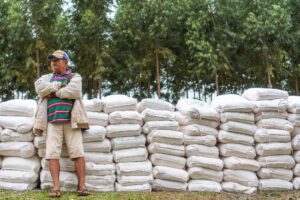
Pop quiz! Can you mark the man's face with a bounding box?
[50,58,68,74]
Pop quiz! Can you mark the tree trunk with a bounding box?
[147,78,151,98]
[185,78,189,98]
[215,71,220,96]
[34,14,40,78]
[155,48,161,98]
[98,80,102,99]
[296,76,299,95]
[263,46,272,88]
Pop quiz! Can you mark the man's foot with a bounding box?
[78,189,90,196]
[49,190,61,198]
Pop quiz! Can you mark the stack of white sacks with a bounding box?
[176,99,222,192]
[38,98,116,191]
[243,88,294,191]
[139,99,187,191]
[287,96,300,189]
[105,95,152,192]
[212,94,259,194]
[0,99,40,190]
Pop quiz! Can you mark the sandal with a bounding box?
[49,190,61,198]
[78,189,90,196]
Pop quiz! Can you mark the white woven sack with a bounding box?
[0,142,35,158]
[86,175,116,186]
[258,155,295,169]
[115,183,151,192]
[142,121,178,134]
[109,111,142,125]
[288,114,300,126]
[86,112,108,126]
[175,112,219,128]
[211,94,254,112]
[0,99,37,117]
[113,148,148,163]
[219,121,256,136]
[153,166,189,183]
[294,151,300,163]
[152,179,187,191]
[147,130,183,145]
[183,135,217,146]
[223,157,260,172]
[138,98,174,112]
[255,111,288,121]
[188,180,222,192]
[256,142,292,156]
[0,181,37,191]
[116,161,152,176]
[176,99,219,121]
[2,156,40,173]
[293,177,300,189]
[294,164,300,176]
[0,116,34,133]
[219,143,256,159]
[148,142,185,156]
[254,129,290,143]
[179,124,218,137]
[185,144,219,158]
[188,167,223,182]
[0,129,33,142]
[0,170,38,184]
[256,118,293,132]
[288,96,300,114]
[103,95,137,113]
[150,153,186,169]
[86,183,114,192]
[254,99,288,113]
[82,125,106,142]
[85,152,113,164]
[220,112,254,124]
[83,139,111,153]
[221,182,257,194]
[258,179,293,191]
[186,156,223,171]
[223,169,258,187]
[242,88,288,101]
[117,175,153,186]
[218,130,254,145]
[111,135,145,150]
[82,99,104,112]
[292,135,300,150]
[258,168,293,181]
[142,108,175,122]
[106,124,141,138]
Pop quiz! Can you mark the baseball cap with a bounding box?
[48,50,69,61]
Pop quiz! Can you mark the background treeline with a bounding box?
[0,0,299,103]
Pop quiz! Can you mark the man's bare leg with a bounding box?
[49,159,61,195]
[74,157,87,192]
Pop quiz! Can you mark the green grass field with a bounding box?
[0,190,299,200]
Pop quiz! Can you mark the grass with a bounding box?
[0,190,300,200]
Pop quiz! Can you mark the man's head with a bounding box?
[48,50,69,74]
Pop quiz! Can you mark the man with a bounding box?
[33,50,90,197]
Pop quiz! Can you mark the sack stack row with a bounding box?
[38,98,115,192]
[176,99,222,192]
[287,96,300,189]
[243,88,294,191]
[212,95,258,194]
[139,99,187,191]
[0,100,40,190]
[105,95,152,192]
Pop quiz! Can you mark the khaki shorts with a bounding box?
[45,122,84,160]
